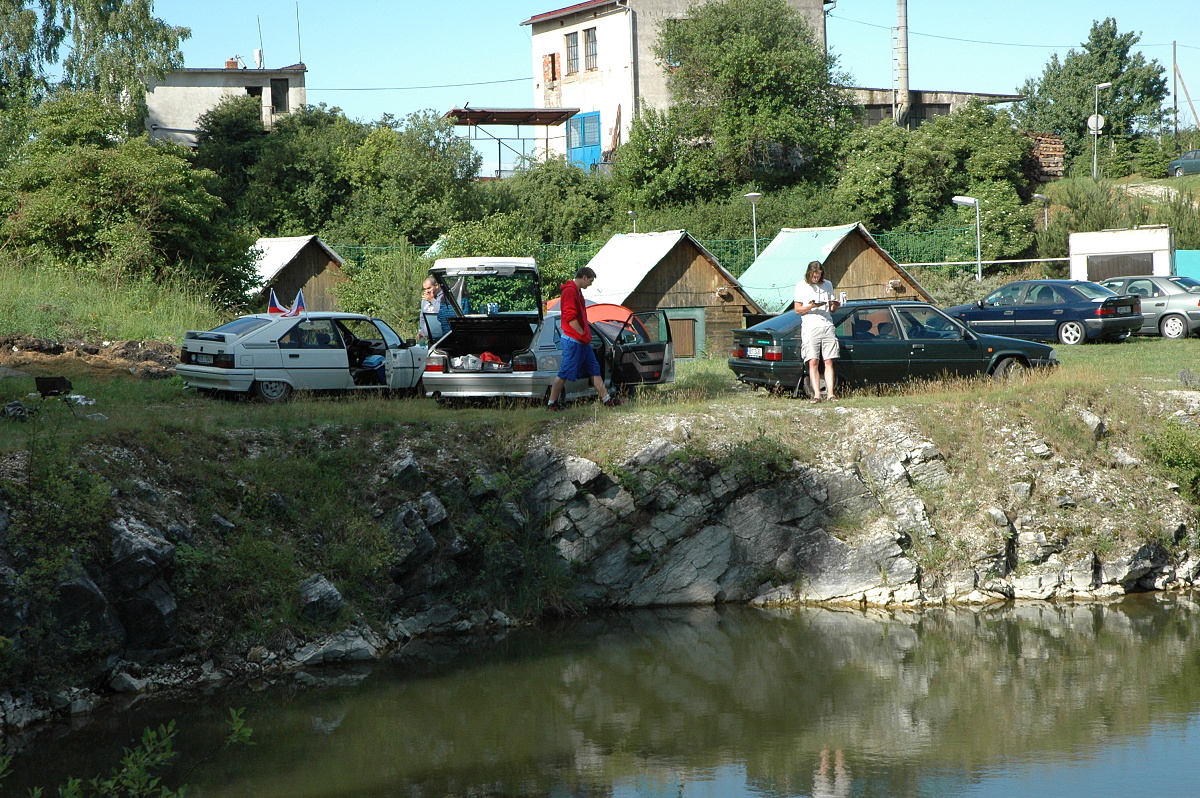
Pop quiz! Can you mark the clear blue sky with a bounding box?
[153,0,1200,158]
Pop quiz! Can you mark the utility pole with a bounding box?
[1175,41,1179,144]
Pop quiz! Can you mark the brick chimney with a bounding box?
[225,57,239,69]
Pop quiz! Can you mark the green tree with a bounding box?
[0,91,256,296]
[480,155,611,244]
[651,0,854,187]
[240,104,368,237]
[328,111,481,245]
[1012,18,1168,169]
[192,93,265,211]
[833,102,1036,260]
[613,107,727,208]
[1,0,188,120]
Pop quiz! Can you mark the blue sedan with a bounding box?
[944,280,1142,345]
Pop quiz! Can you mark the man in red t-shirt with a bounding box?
[548,266,620,410]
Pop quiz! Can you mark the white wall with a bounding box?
[1069,227,1175,280]
[530,6,634,159]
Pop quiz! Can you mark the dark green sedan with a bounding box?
[728,300,1058,398]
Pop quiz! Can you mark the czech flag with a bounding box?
[281,289,307,318]
[267,288,288,315]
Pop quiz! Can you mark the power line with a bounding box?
[828,14,1074,48]
[308,76,530,92]
[830,14,1200,54]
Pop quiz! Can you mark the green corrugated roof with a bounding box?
[737,224,858,313]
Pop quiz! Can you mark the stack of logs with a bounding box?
[1028,133,1065,182]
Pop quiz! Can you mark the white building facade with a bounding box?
[145,59,307,147]
[521,0,829,169]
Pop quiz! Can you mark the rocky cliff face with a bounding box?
[0,396,1195,733]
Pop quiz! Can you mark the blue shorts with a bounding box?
[559,336,601,381]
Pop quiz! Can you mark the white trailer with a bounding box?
[1069,226,1175,282]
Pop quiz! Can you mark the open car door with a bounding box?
[603,310,674,388]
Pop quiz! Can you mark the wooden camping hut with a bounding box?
[582,231,763,358]
[254,236,346,312]
[737,223,934,315]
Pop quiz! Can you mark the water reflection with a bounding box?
[11,594,1200,797]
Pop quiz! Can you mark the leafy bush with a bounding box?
[1144,420,1200,501]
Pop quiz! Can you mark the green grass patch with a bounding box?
[0,265,225,342]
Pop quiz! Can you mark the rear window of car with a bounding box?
[1071,282,1117,299]
[1169,277,1200,292]
[209,317,273,336]
[747,313,803,334]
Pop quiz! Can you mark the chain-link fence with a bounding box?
[872,228,974,265]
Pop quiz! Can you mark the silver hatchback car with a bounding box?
[1098,275,1200,339]
[421,257,674,402]
[177,312,427,402]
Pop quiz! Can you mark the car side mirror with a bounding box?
[977,299,986,309]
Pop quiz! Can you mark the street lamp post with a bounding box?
[1032,193,1050,229]
[744,192,762,258]
[952,195,981,281]
[1092,81,1113,179]
[627,210,637,234]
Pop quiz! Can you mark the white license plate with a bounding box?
[746,346,763,359]
[194,353,214,364]
[1117,306,1131,314]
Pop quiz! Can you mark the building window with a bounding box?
[270,79,289,113]
[584,27,597,71]
[565,32,579,75]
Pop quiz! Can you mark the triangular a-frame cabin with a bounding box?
[582,230,763,358]
[253,236,346,312]
[738,223,933,314]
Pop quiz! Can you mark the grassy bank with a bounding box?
[0,266,226,343]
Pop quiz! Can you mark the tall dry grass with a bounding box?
[0,265,225,342]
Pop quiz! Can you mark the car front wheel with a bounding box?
[1056,321,1086,345]
[253,380,293,403]
[1160,314,1188,339]
[1177,167,1186,178]
[992,357,1027,381]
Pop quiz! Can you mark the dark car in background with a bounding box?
[728,301,1057,399]
[944,280,1141,345]
[1097,274,1200,339]
[1169,149,1200,177]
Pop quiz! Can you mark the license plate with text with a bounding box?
[195,353,214,364]
[746,346,763,359]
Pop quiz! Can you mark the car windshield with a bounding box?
[1071,282,1116,299]
[210,317,272,336]
[1169,277,1200,292]
[748,313,803,334]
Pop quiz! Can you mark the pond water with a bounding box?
[9,595,1200,797]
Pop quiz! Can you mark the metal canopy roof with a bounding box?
[443,107,579,127]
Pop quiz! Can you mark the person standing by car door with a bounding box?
[418,277,441,345]
[794,261,841,403]
[548,266,621,410]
